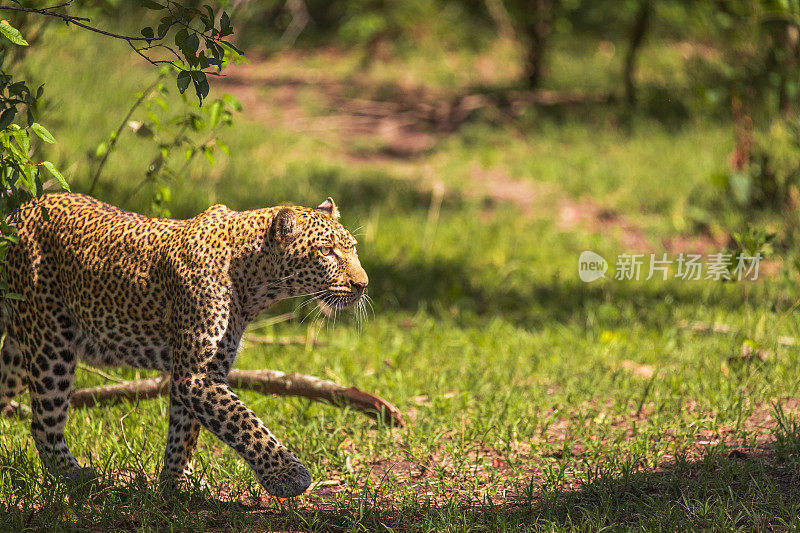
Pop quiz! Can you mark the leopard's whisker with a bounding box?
[363,294,375,319]
[299,300,324,325]
[330,298,340,330]
[263,274,297,290]
[268,273,296,283]
[355,300,364,332]
[314,307,326,338]
[282,290,326,303]
[294,296,322,311]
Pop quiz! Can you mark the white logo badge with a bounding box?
[579,251,607,282]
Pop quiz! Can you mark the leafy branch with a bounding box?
[87,77,162,195]
[0,61,67,307]
[87,68,241,216]
[0,0,242,103]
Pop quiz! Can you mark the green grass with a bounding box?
[2,25,800,532]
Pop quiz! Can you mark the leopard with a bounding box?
[0,192,368,498]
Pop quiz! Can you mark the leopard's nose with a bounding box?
[350,279,368,293]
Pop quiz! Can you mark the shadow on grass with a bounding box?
[364,253,748,330]
[528,447,800,530]
[178,161,466,221]
[3,444,798,531]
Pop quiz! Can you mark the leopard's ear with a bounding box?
[271,207,298,244]
[316,197,340,220]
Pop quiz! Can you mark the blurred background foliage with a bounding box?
[3,0,800,255]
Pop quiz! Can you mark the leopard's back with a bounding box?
[6,193,186,370]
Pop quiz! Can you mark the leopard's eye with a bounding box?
[319,246,334,256]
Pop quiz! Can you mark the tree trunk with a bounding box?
[519,0,554,89]
[623,0,652,105]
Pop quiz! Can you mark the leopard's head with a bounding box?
[271,198,368,309]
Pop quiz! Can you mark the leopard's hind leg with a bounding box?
[0,335,27,411]
[15,312,92,478]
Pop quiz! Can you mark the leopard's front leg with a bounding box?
[168,372,311,497]
[161,293,311,498]
[158,397,202,486]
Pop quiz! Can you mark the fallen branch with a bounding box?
[2,369,403,427]
[1,401,30,418]
[227,369,403,426]
[243,334,318,346]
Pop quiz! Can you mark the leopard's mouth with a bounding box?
[317,289,363,310]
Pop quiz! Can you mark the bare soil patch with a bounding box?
[250,398,800,513]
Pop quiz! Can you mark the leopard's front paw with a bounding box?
[158,470,210,495]
[258,451,312,498]
[61,465,99,483]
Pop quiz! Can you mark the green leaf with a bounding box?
[41,161,70,191]
[141,26,155,39]
[207,40,223,60]
[220,40,243,57]
[174,28,189,49]
[222,93,242,111]
[203,5,215,23]
[184,33,200,54]
[12,129,28,154]
[219,11,232,36]
[203,145,215,165]
[176,70,191,93]
[7,81,25,96]
[0,106,16,130]
[200,15,214,32]
[140,0,165,10]
[0,21,28,46]
[152,95,169,111]
[192,72,209,103]
[217,140,230,156]
[157,185,171,203]
[157,16,172,37]
[208,100,222,128]
[31,122,55,144]
[4,292,24,301]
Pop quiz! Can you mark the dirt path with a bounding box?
[218,55,723,254]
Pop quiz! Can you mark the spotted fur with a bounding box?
[0,193,368,497]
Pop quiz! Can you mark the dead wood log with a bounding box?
[1,401,30,418]
[243,334,318,346]
[1,369,404,427]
